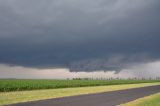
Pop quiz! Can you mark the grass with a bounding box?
[0,82,160,106]
[120,93,160,106]
[0,79,160,92]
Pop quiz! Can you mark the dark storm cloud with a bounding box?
[0,0,160,71]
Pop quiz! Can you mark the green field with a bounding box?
[121,93,160,106]
[0,82,160,106]
[0,79,160,92]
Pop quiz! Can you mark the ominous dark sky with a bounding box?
[0,0,160,72]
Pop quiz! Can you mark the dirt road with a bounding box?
[6,85,160,106]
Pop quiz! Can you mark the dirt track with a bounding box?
[6,85,160,106]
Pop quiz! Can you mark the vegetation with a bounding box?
[0,79,160,92]
[121,93,160,106]
[0,82,160,106]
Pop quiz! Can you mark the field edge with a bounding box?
[120,93,160,106]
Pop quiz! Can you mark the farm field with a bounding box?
[0,82,160,106]
[121,93,160,106]
[0,79,160,92]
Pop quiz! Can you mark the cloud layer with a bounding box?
[0,0,160,72]
[1,61,160,79]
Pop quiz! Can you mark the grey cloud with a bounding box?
[0,0,160,71]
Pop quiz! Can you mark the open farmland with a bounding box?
[0,79,160,92]
[0,83,160,106]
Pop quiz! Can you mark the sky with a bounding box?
[0,0,160,79]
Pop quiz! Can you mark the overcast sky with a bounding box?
[0,0,160,78]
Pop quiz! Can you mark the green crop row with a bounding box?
[0,79,160,92]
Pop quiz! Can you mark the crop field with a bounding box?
[0,79,160,92]
[1,82,160,106]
